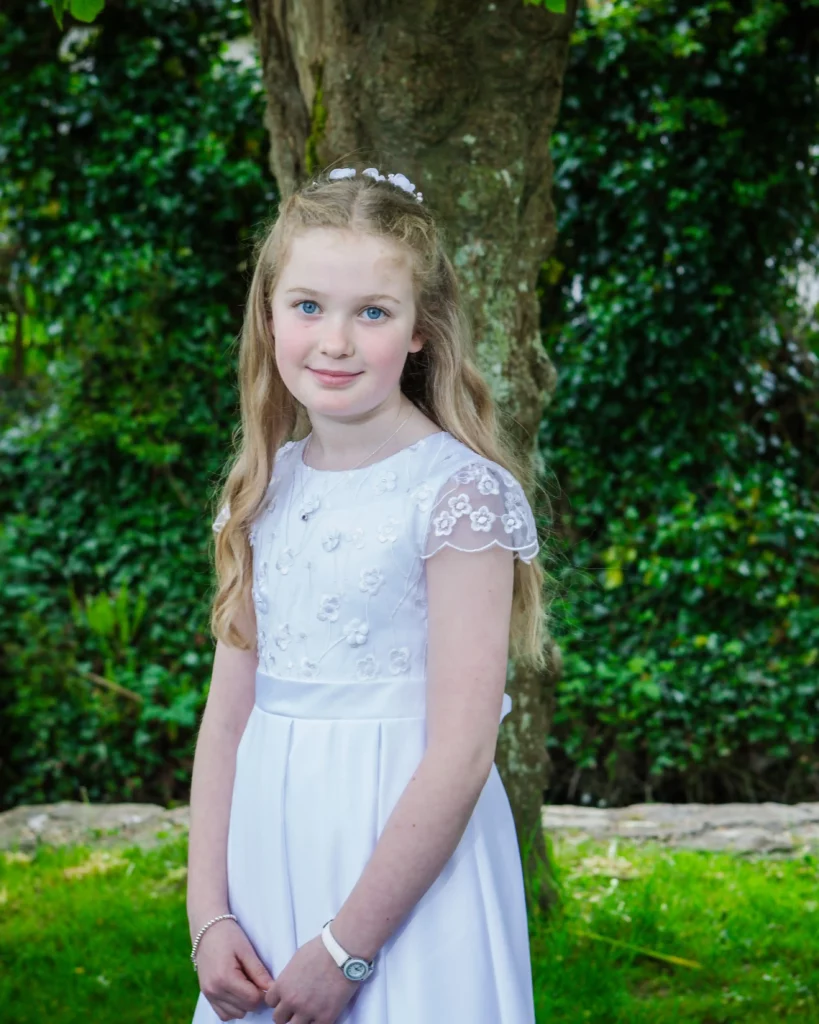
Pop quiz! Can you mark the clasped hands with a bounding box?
[196,918,360,1024]
[263,934,360,1024]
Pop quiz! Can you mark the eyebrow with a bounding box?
[285,287,402,305]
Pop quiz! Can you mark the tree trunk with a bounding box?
[247,0,576,909]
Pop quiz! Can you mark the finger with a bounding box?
[207,969,260,1016]
[211,999,247,1021]
[228,961,271,1009]
[236,947,275,991]
[272,1000,294,1024]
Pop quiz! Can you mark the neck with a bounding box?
[305,397,417,470]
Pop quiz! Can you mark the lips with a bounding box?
[308,368,363,385]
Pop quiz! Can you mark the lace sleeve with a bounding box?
[421,460,539,563]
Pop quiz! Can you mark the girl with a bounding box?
[187,165,547,1024]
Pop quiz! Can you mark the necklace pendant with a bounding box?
[299,496,321,521]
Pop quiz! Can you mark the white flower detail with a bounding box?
[470,506,496,532]
[317,594,340,622]
[360,568,385,595]
[377,518,401,544]
[329,167,356,179]
[411,483,435,512]
[389,647,411,675]
[433,509,457,536]
[299,496,321,519]
[477,470,500,496]
[257,628,271,668]
[388,172,414,192]
[343,619,369,647]
[356,655,379,680]
[502,509,525,534]
[252,561,270,614]
[349,527,365,549]
[375,470,398,494]
[322,530,342,552]
[274,624,292,650]
[448,493,472,518]
[276,547,295,574]
[213,503,230,534]
[252,583,269,616]
[500,468,518,488]
[357,168,423,202]
[504,489,525,512]
[454,466,480,484]
[300,658,318,678]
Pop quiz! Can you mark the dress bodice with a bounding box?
[213,431,539,684]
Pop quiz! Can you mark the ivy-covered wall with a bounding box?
[541,0,819,803]
[0,0,273,806]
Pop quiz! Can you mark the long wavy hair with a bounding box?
[211,168,550,669]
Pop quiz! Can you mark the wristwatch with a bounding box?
[321,919,375,982]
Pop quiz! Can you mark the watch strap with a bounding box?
[321,919,349,969]
[321,919,375,975]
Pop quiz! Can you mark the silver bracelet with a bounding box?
[190,913,238,972]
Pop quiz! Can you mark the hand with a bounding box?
[263,934,360,1024]
[196,917,275,1021]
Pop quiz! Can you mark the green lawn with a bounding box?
[0,832,817,1023]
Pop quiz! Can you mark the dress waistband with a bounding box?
[254,671,513,723]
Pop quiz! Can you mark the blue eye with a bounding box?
[297,300,320,315]
[363,306,386,321]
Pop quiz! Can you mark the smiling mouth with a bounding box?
[309,368,362,378]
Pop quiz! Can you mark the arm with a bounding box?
[186,603,258,942]
[329,542,515,962]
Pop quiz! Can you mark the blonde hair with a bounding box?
[211,168,551,669]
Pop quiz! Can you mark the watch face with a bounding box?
[343,958,372,982]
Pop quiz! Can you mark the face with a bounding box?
[270,228,423,421]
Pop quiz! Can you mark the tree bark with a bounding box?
[247,0,576,909]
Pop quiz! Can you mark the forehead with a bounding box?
[277,228,414,293]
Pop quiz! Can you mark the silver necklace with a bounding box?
[274,407,416,576]
[296,407,415,521]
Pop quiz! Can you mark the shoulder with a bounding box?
[212,437,301,534]
[409,434,539,564]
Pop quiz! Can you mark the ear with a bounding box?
[408,329,424,354]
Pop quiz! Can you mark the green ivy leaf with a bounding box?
[70,0,105,23]
[46,0,67,28]
[522,0,567,10]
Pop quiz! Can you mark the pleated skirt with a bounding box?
[191,671,536,1023]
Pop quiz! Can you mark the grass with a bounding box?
[530,834,819,1023]
[0,833,817,1023]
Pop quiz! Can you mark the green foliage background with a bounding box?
[0,0,273,806]
[541,0,819,803]
[1,0,817,809]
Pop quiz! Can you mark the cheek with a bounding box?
[272,310,312,366]
[360,325,412,373]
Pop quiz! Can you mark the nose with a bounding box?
[318,316,355,358]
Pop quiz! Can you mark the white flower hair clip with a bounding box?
[327,166,424,203]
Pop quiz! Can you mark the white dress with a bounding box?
[193,430,540,1024]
